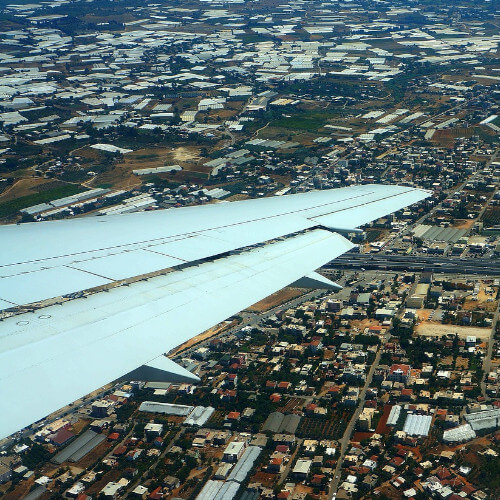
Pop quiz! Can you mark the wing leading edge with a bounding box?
[0,184,429,309]
[0,185,430,439]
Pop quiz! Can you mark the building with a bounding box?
[403,414,432,437]
[443,424,476,443]
[387,364,411,384]
[223,441,246,463]
[92,400,113,418]
[293,459,312,480]
[144,423,163,438]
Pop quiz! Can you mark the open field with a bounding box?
[452,219,475,229]
[417,309,433,321]
[0,177,59,202]
[0,182,87,219]
[168,319,238,356]
[463,297,498,313]
[246,287,305,312]
[296,409,354,440]
[91,146,209,189]
[415,322,491,340]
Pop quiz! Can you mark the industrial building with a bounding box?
[184,406,215,427]
[52,430,106,465]
[464,408,500,432]
[442,424,476,443]
[402,414,432,437]
[262,412,301,434]
[138,402,193,416]
[387,405,402,426]
[227,446,262,483]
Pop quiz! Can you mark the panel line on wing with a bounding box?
[0,189,371,268]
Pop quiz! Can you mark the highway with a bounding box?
[325,253,500,276]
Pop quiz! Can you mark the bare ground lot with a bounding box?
[246,287,305,312]
[453,219,475,229]
[415,322,491,340]
[90,146,209,189]
[0,178,65,202]
[168,320,238,356]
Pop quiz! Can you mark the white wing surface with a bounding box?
[0,184,430,438]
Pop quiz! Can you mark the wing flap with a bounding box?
[0,229,352,439]
[123,356,200,384]
[0,266,111,306]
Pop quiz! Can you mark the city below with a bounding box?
[0,0,499,500]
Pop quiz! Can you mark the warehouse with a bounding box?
[387,405,401,426]
[412,224,467,244]
[465,408,500,432]
[52,430,106,464]
[184,406,215,427]
[443,424,476,443]
[138,401,193,416]
[403,414,432,437]
[262,412,301,434]
[227,446,262,483]
[195,479,240,500]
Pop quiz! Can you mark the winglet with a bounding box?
[291,272,342,291]
[122,356,200,384]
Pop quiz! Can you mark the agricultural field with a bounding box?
[482,207,500,228]
[296,409,354,440]
[0,182,87,219]
[277,397,307,413]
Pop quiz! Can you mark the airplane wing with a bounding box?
[0,184,430,439]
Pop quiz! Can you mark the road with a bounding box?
[325,253,500,276]
[482,301,500,399]
[124,427,186,496]
[328,343,385,498]
[171,287,334,360]
[278,438,303,486]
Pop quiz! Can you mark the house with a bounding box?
[387,364,411,384]
[223,441,246,463]
[163,476,180,491]
[0,464,12,485]
[144,423,163,438]
[224,411,241,428]
[131,485,148,498]
[268,457,284,473]
[293,459,312,480]
[48,428,75,446]
[101,481,125,498]
[278,381,292,392]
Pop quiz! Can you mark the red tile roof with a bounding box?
[50,428,74,446]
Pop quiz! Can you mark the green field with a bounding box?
[0,184,87,219]
[271,115,327,131]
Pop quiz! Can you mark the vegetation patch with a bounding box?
[296,409,354,439]
[0,183,87,219]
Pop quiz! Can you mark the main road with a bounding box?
[328,341,385,498]
[325,253,500,276]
